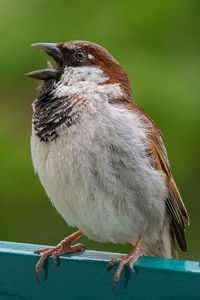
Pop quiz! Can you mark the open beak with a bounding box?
[25,43,64,80]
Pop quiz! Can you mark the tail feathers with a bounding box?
[169,226,178,259]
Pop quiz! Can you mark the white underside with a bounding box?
[31,65,174,258]
[31,99,172,254]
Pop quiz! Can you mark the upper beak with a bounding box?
[31,43,64,64]
[25,42,64,80]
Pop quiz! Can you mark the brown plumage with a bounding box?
[127,101,189,251]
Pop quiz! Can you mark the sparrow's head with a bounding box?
[26,40,132,99]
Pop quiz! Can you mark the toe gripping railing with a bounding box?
[0,241,199,299]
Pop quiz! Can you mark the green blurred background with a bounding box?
[1,0,199,261]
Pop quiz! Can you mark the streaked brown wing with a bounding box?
[127,101,189,251]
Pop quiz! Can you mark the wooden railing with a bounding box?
[0,241,199,299]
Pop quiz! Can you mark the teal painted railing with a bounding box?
[0,241,199,299]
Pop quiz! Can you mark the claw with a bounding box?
[52,252,59,266]
[107,257,122,272]
[35,265,41,282]
[128,261,136,274]
[34,230,84,281]
[108,236,142,290]
[107,263,112,272]
[112,272,120,291]
[107,261,114,272]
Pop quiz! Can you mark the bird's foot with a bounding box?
[107,236,142,290]
[34,230,85,281]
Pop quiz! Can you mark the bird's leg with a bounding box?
[34,230,85,281]
[107,236,142,290]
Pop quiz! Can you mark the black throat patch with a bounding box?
[32,81,82,142]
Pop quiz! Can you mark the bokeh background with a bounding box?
[1,0,199,261]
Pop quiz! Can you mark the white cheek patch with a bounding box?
[53,65,123,104]
[60,66,109,86]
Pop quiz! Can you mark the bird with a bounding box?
[26,40,189,290]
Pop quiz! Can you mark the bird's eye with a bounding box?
[75,51,87,61]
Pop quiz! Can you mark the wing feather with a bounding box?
[125,101,189,251]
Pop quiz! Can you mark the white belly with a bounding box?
[31,105,168,244]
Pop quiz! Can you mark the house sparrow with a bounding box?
[26,41,189,290]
